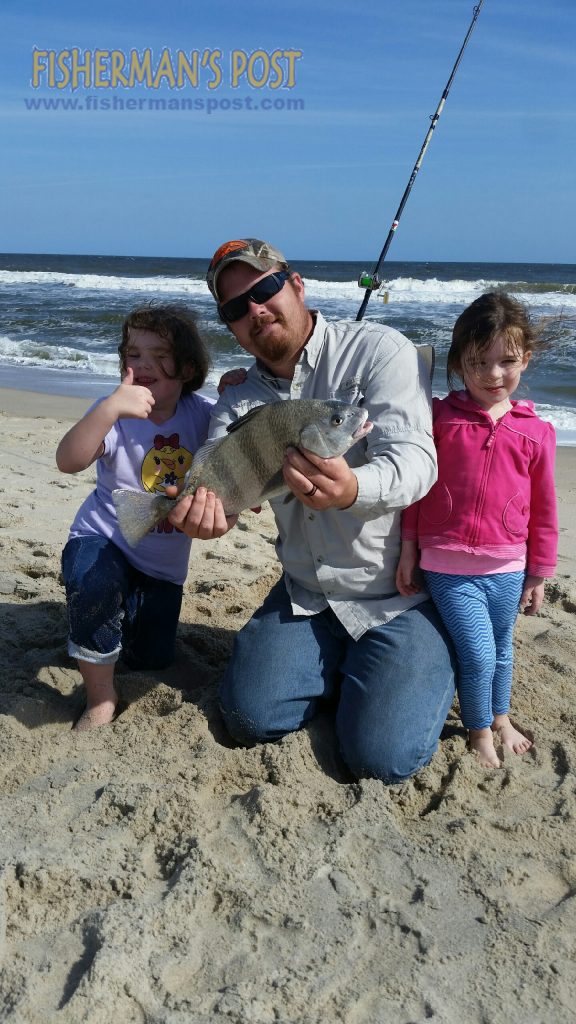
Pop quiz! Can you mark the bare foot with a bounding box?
[492,714,533,756]
[468,727,501,769]
[73,699,117,732]
[74,660,118,732]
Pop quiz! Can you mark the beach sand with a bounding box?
[0,386,575,1024]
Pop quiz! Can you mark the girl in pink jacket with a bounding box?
[396,292,558,768]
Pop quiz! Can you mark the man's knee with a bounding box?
[338,730,436,785]
[218,669,287,746]
[219,693,285,746]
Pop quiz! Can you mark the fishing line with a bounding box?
[356,0,485,321]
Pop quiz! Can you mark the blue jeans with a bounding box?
[61,536,183,670]
[424,570,524,730]
[219,578,456,783]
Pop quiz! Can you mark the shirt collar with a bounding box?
[297,309,324,370]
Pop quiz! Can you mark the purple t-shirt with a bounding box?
[69,392,214,584]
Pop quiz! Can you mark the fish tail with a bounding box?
[112,488,174,547]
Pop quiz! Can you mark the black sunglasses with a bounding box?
[218,270,291,323]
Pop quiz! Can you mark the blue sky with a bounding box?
[1,1,574,262]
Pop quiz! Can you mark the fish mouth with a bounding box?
[353,420,373,440]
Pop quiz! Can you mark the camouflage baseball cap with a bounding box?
[206,238,288,301]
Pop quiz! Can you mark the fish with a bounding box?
[112,398,372,547]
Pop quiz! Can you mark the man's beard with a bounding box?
[247,298,312,367]
[249,314,295,364]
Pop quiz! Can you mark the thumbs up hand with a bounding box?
[108,365,155,420]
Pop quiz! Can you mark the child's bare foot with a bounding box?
[492,714,533,756]
[74,660,118,732]
[468,727,501,769]
[73,699,117,732]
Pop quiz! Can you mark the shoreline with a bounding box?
[1,392,575,1021]
[2,373,576,446]
[0,361,117,401]
[0,361,221,407]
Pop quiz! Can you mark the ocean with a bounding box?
[1,253,575,443]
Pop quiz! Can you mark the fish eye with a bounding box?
[331,414,344,426]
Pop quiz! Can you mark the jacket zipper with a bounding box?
[469,419,500,547]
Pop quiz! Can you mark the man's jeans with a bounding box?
[62,536,183,670]
[219,578,456,784]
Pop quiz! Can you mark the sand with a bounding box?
[0,386,575,1024]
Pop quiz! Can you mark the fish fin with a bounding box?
[225,404,267,434]
[112,488,174,547]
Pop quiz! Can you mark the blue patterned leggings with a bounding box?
[423,571,524,730]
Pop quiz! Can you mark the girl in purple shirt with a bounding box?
[57,305,213,731]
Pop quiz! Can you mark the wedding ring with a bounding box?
[305,484,318,497]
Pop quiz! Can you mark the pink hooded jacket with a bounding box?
[401,391,558,577]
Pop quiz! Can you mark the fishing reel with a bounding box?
[358,272,381,291]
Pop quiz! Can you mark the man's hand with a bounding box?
[217,367,248,394]
[283,447,359,510]
[166,485,237,539]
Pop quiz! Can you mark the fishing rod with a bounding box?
[356,0,485,321]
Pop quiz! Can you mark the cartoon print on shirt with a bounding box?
[141,433,192,493]
[141,433,192,535]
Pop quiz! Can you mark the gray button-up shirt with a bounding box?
[209,311,437,639]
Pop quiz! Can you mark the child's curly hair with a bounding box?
[119,304,210,394]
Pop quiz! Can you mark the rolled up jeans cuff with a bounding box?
[67,640,121,665]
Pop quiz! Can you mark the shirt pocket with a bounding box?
[420,481,453,526]
[502,492,529,535]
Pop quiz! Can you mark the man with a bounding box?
[169,238,455,782]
